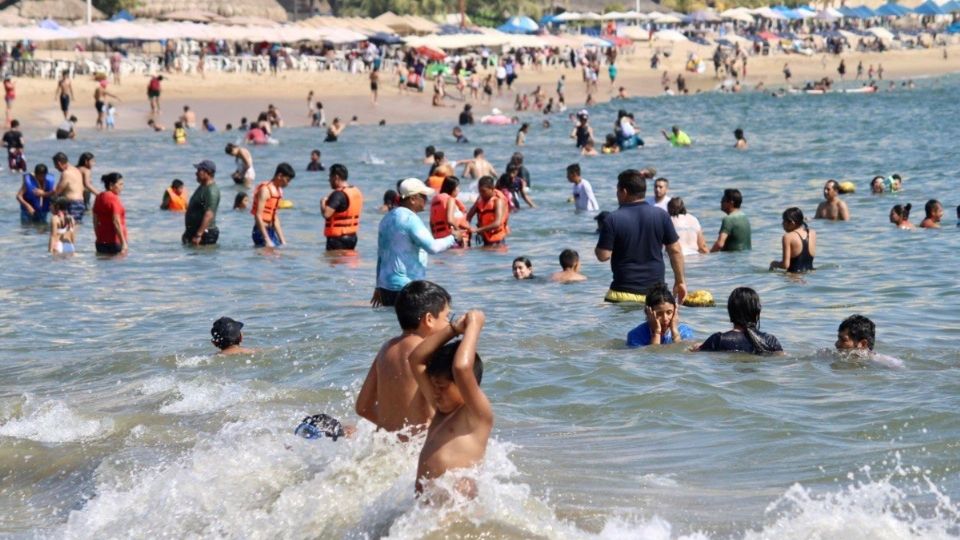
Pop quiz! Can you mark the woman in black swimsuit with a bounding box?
[696,287,783,355]
[770,207,816,273]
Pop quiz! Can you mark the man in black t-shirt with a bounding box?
[595,168,686,304]
[2,119,25,172]
[458,104,474,125]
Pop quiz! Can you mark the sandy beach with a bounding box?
[9,41,960,137]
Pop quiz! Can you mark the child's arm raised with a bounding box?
[453,311,493,425]
[409,323,459,407]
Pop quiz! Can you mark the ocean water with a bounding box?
[1,76,959,539]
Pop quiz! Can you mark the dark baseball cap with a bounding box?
[211,317,243,347]
[194,160,217,174]
[274,162,296,179]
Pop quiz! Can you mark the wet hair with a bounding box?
[433,151,445,164]
[53,198,69,211]
[510,151,524,164]
[566,163,580,176]
[512,256,532,269]
[233,192,248,209]
[519,122,529,132]
[617,169,647,197]
[424,145,435,157]
[10,119,18,128]
[734,128,745,140]
[473,147,484,157]
[311,149,321,157]
[655,177,669,187]
[225,123,233,131]
[426,340,483,384]
[924,199,941,218]
[870,176,884,191]
[726,287,774,355]
[101,172,122,189]
[645,282,676,308]
[171,179,184,189]
[225,143,237,153]
[33,163,48,177]
[329,163,348,181]
[891,203,911,221]
[395,280,451,331]
[782,207,808,232]
[839,314,875,350]
[440,176,460,195]
[382,189,398,206]
[722,188,743,208]
[52,152,69,165]
[478,175,495,189]
[559,249,579,270]
[604,133,617,146]
[667,197,686,217]
[825,179,841,193]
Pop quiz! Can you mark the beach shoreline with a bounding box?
[9,42,960,139]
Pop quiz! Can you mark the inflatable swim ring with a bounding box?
[683,290,714,307]
[838,181,856,194]
[481,115,513,125]
[278,199,294,209]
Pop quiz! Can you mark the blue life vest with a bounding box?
[20,173,56,216]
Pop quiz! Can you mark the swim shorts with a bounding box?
[95,242,123,255]
[59,94,70,113]
[95,100,104,113]
[325,234,357,251]
[252,225,281,247]
[182,227,219,246]
[604,289,646,304]
[66,200,85,223]
[56,129,71,140]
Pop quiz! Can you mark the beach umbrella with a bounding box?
[853,6,878,18]
[621,11,648,20]
[553,11,582,22]
[721,8,755,23]
[540,14,560,25]
[941,0,960,13]
[815,8,841,20]
[772,6,803,20]
[110,9,134,21]
[913,1,948,15]
[497,15,538,34]
[753,7,789,20]
[652,29,688,41]
[793,7,817,18]
[415,44,445,60]
[757,30,780,41]
[650,12,683,23]
[875,3,912,16]
[683,10,721,23]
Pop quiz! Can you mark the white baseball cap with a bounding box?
[398,178,435,199]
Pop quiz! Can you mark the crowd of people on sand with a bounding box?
[8,59,948,501]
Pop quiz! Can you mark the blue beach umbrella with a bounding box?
[853,6,878,18]
[540,14,560,25]
[913,0,948,15]
[875,3,912,17]
[498,15,539,34]
[110,9,135,21]
[941,0,960,12]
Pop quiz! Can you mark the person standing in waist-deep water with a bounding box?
[34,152,91,225]
[92,172,128,256]
[371,179,462,308]
[183,160,221,246]
[711,188,752,252]
[321,164,363,251]
[595,168,686,304]
[769,207,816,273]
[251,162,295,248]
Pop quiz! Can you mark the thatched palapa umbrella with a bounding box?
[0,0,105,21]
[131,0,288,23]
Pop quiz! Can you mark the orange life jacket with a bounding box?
[430,193,468,239]
[165,187,187,211]
[427,175,445,192]
[324,185,363,237]
[251,181,282,224]
[472,190,510,244]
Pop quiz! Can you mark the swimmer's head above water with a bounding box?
[512,256,533,280]
[836,314,875,351]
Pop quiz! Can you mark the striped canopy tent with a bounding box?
[0,0,104,21]
[130,0,288,23]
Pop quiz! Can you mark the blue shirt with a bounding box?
[376,206,456,291]
[626,322,694,347]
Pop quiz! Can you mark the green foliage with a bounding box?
[92,0,140,16]
[334,0,542,21]
[602,3,626,13]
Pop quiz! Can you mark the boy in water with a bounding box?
[211,317,253,355]
[835,314,902,368]
[355,280,451,436]
[550,249,587,283]
[409,309,492,499]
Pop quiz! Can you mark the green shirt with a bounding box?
[719,210,751,251]
[668,130,692,147]
[185,182,220,236]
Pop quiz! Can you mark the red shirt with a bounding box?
[93,191,127,245]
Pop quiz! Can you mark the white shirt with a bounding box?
[671,213,703,256]
[572,179,599,212]
[646,195,671,212]
[619,117,636,137]
[496,66,507,79]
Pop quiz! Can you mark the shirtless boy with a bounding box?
[409,309,492,499]
[550,249,587,283]
[355,280,451,436]
[815,180,850,221]
[225,143,255,187]
[211,317,253,355]
[55,71,74,119]
[36,152,89,223]
[458,148,497,179]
